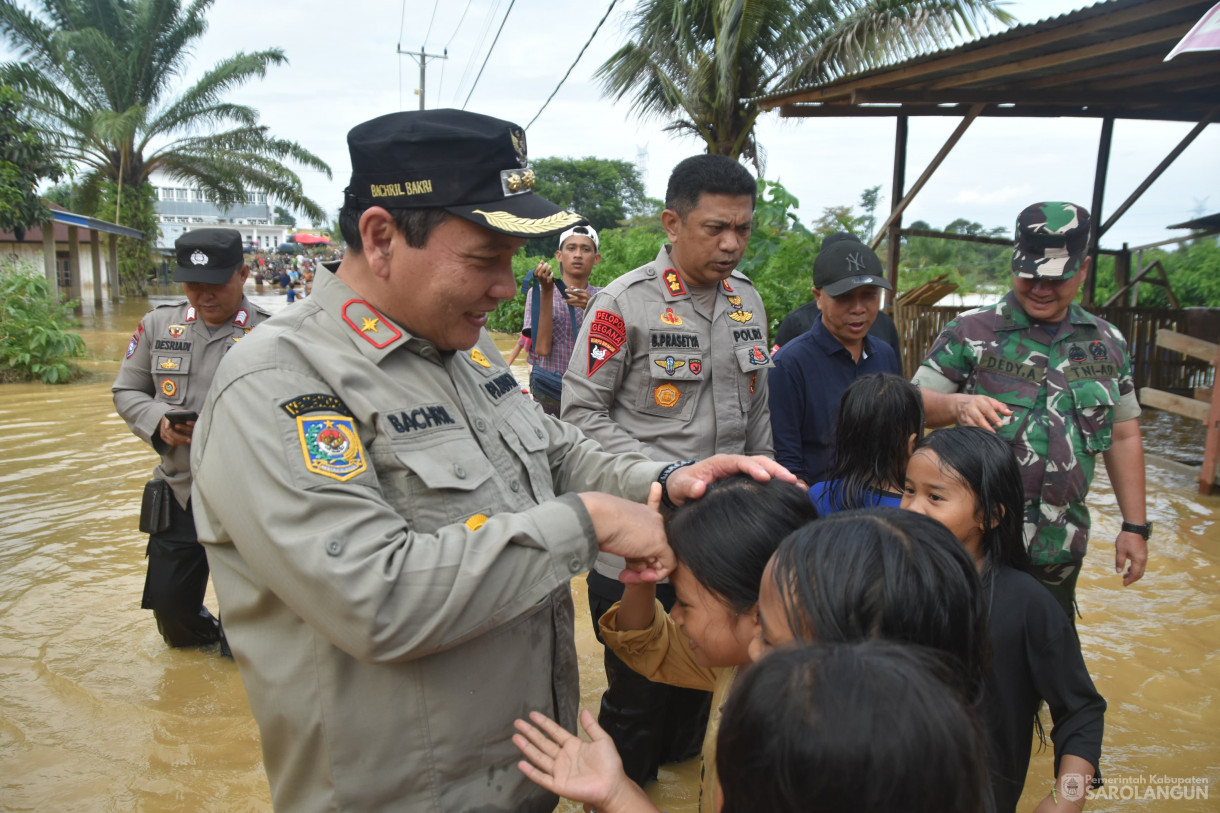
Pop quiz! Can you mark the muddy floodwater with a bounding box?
[1,288,1217,812]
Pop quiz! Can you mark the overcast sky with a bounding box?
[15,0,1220,246]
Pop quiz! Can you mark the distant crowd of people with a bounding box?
[111,108,1148,813]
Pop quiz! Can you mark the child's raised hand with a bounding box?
[513,709,656,812]
[621,483,665,585]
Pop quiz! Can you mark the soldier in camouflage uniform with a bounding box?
[914,202,1149,617]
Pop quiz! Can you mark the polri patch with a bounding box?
[160,378,177,397]
[748,346,769,365]
[297,416,368,481]
[281,393,353,418]
[587,310,626,376]
[168,325,186,338]
[663,269,687,297]
[729,310,754,323]
[660,307,683,326]
[125,332,140,359]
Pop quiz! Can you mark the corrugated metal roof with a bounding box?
[756,0,1219,123]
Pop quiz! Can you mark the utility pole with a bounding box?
[397,46,447,110]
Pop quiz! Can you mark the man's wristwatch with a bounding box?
[657,460,698,510]
[1121,521,1153,540]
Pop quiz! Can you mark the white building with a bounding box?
[148,171,289,251]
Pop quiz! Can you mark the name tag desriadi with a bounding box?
[1065,362,1118,382]
[979,352,1045,384]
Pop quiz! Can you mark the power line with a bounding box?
[438,0,473,101]
[422,0,439,48]
[453,0,500,106]
[462,0,516,109]
[526,0,619,130]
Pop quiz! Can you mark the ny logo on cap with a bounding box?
[190,250,209,266]
[845,253,866,273]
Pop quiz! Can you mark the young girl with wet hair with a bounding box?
[756,506,989,701]
[902,426,1106,813]
[517,475,817,813]
[808,373,923,515]
[717,641,989,813]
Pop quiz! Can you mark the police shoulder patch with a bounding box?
[297,415,367,482]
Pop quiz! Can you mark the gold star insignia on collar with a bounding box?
[361,317,380,333]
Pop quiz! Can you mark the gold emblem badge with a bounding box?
[361,317,380,333]
[465,514,489,531]
[729,310,754,323]
[168,325,186,338]
[471,349,491,368]
[660,307,683,326]
[158,357,181,370]
[160,379,177,397]
[653,383,681,408]
[654,357,686,375]
[727,295,742,308]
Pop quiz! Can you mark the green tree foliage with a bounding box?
[599,0,1011,170]
[898,218,1009,292]
[274,206,297,227]
[0,83,61,234]
[0,0,331,293]
[523,156,653,256]
[1092,238,1220,308]
[0,258,85,383]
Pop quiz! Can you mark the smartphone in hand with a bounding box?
[164,410,198,425]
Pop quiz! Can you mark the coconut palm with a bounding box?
[599,0,1014,172]
[0,0,330,292]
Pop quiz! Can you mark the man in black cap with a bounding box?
[113,227,270,651]
[188,109,790,813]
[768,234,901,485]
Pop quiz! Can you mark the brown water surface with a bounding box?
[0,290,1215,811]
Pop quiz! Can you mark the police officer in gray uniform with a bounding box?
[561,153,775,786]
[113,228,268,649]
[188,110,789,813]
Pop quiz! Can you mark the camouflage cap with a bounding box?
[1012,201,1091,280]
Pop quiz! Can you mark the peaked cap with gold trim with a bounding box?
[345,109,581,238]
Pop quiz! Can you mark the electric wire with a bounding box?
[453,0,501,106]
[462,0,516,109]
[422,0,439,48]
[525,0,619,129]
[438,0,473,99]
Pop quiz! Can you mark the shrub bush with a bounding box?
[0,259,86,383]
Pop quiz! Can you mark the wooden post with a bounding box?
[1086,116,1114,307]
[42,219,57,292]
[66,225,82,310]
[885,115,909,303]
[90,229,103,307]
[1199,345,1220,495]
[1115,244,1131,306]
[108,233,121,302]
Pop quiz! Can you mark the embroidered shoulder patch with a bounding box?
[653,383,681,408]
[587,310,627,376]
[125,332,140,359]
[297,415,368,481]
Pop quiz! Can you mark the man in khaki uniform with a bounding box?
[561,153,774,785]
[189,110,788,813]
[113,228,268,650]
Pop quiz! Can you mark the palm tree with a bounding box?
[599,0,1014,173]
[0,0,331,293]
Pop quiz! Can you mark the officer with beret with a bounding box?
[915,201,1149,616]
[113,228,270,651]
[188,109,790,813]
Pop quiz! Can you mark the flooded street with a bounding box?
[1,287,1216,811]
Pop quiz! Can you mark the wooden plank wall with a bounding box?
[894,304,1215,392]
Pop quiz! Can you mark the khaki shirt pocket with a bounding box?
[393,439,496,533]
[498,401,556,503]
[633,349,706,421]
[732,343,773,412]
[153,354,191,405]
